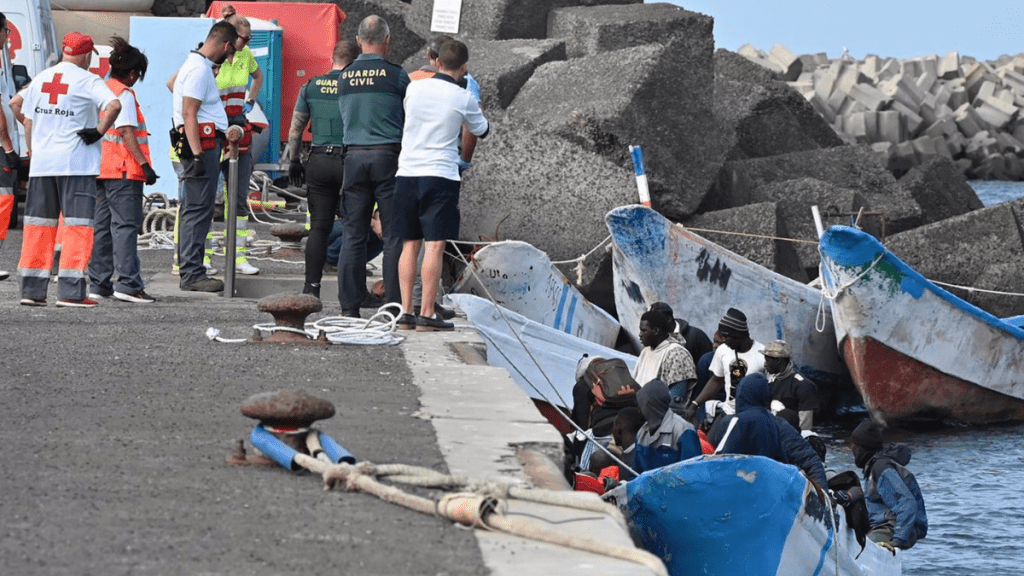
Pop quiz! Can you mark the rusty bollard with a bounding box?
[232,390,337,466]
[251,292,324,344]
[270,223,308,260]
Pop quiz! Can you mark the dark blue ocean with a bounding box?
[816,181,1024,576]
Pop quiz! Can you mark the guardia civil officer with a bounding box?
[336,15,410,317]
[283,40,358,298]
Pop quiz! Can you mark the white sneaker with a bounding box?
[0,270,9,281]
[235,261,259,275]
[88,292,111,300]
[204,263,219,276]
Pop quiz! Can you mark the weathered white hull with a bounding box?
[606,205,850,390]
[447,294,635,411]
[819,225,1024,424]
[452,240,622,348]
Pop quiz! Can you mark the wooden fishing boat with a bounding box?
[606,205,852,393]
[447,294,635,433]
[615,455,901,576]
[452,240,622,348]
[818,225,1024,424]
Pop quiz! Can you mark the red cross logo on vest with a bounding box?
[41,73,69,105]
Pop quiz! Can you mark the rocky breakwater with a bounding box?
[740,44,1024,180]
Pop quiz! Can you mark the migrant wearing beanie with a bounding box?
[719,307,749,337]
[851,420,884,450]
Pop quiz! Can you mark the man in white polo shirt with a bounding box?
[395,39,489,331]
[12,31,121,307]
[172,21,236,292]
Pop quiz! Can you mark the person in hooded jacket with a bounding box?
[633,379,702,474]
[716,373,828,487]
[850,420,928,550]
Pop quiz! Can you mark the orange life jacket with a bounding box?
[99,78,151,181]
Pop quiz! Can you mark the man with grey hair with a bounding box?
[336,15,410,317]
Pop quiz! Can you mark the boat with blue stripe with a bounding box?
[452,240,623,348]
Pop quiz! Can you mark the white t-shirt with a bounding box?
[23,61,116,176]
[172,51,228,130]
[710,340,766,410]
[397,73,488,181]
[113,89,138,129]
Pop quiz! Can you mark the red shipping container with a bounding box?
[206,1,346,143]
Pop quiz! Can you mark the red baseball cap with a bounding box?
[62,32,97,56]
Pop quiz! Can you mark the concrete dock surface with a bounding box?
[0,226,656,576]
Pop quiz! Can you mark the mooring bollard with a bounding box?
[251,293,326,344]
[232,389,355,469]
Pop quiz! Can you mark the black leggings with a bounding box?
[304,152,344,286]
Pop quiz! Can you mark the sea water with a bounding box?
[823,422,1024,576]
[968,180,1024,207]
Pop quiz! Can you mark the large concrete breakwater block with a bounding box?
[337,0,425,64]
[403,39,568,111]
[885,199,1024,318]
[755,177,871,277]
[705,145,925,235]
[713,50,844,161]
[407,0,639,42]
[508,11,718,221]
[548,2,704,59]
[459,117,636,262]
[896,156,984,225]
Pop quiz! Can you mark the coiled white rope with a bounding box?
[206,304,406,346]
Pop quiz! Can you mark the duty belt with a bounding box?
[310,145,344,156]
[342,143,401,154]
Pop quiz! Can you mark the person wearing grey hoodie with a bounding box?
[634,379,702,474]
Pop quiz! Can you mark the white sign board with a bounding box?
[430,0,463,34]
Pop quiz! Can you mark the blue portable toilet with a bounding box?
[247,20,283,169]
[129,16,283,199]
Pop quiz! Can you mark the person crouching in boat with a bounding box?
[633,380,702,474]
[851,420,928,551]
[714,374,828,487]
[631,310,697,402]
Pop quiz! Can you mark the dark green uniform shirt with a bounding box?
[295,69,346,147]
[338,53,410,146]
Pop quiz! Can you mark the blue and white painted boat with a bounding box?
[448,294,635,430]
[606,205,851,393]
[619,455,901,576]
[819,225,1024,424]
[452,240,622,348]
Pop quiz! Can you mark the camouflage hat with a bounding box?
[759,339,792,358]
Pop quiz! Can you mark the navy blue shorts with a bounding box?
[395,176,460,241]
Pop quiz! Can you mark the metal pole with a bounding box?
[224,155,238,298]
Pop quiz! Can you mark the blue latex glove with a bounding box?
[465,73,481,103]
[243,99,254,114]
[457,158,472,175]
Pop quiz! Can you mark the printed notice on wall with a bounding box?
[430,0,462,34]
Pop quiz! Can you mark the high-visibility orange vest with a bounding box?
[99,78,151,181]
